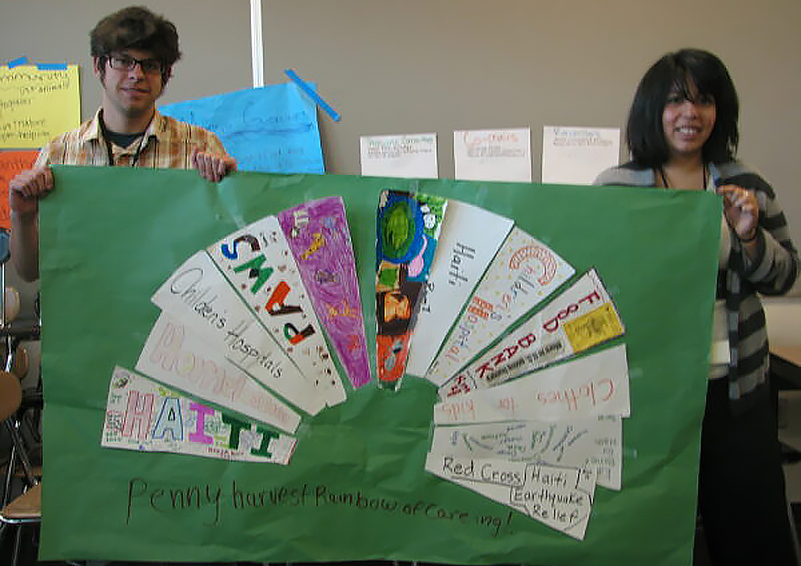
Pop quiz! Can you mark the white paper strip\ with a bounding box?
[425,454,596,540]
[406,200,514,378]
[136,312,302,434]
[429,416,622,490]
[207,216,346,408]
[585,415,623,490]
[425,228,575,386]
[151,250,325,415]
[102,367,297,465]
[439,269,624,399]
[433,344,630,424]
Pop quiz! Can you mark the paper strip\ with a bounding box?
[425,227,575,386]
[425,454,596,540]
[150,250,325,415]
[429,416,622,490]
[136,312,302,434]
[439,268,624,399]
[433,344,630,424]
[207,216,346,407]
[102,366,297,465]
[276,197,371,389]
[406,199,514,378]
[375,189,447,388]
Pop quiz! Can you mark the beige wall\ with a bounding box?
[1,0,799,355]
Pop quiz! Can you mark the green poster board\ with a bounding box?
[39,166,719,565]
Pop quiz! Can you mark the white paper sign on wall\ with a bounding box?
[360,133,438,179]
[541,126,620,185]
[453,128,532,182]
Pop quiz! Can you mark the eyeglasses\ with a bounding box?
[107,54,163,75]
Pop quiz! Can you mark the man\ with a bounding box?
[9,5,236,282]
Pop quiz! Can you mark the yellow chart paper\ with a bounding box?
[0,65,81,148]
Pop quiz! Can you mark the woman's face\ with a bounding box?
[661,80,716,161]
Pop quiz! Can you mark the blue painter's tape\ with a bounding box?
[7,56,28,68]
[284,68,340,122]
[37,63,68,71]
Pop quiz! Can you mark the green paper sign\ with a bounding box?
[39,166,719,565]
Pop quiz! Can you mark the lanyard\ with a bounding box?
[99,115,150,167]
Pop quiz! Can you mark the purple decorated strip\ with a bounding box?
[277,197,371,388]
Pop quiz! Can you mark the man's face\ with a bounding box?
[94,48,166,124]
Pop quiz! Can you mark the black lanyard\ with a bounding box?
[658,163,708,190]
[99,116,149,167]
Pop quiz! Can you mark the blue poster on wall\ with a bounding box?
[161,82,325,174]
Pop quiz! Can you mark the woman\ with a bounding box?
[595,48,800,565]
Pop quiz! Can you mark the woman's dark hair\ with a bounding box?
[90,5,181,84]
[626,48,739,167]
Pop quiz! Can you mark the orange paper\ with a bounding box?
[0,150,39,231]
